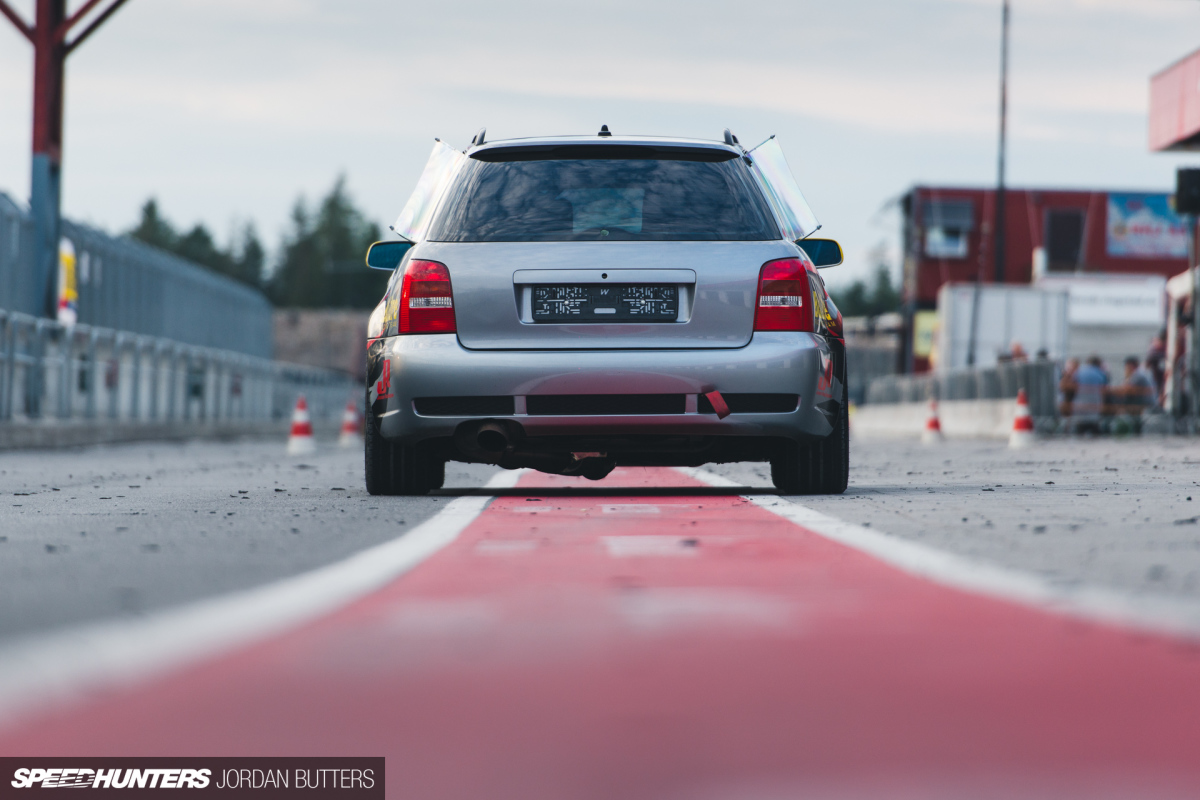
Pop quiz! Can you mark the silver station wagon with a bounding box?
[363,128,847,496]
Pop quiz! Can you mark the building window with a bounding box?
[922,199,974,259]
[1045,209,1085,271]
[925,226,968,258]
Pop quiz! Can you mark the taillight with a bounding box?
[399,259,455,334]
[754,258,812,332]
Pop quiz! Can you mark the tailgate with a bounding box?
[418,241,796,350]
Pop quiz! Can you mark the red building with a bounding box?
[900,186,1189,372]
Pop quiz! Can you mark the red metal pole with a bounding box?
[0,1,32,39]
[1,0,127,417]
[30,0,66,318]
[0,0,128,319]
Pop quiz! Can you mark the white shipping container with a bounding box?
[936,284,1070,371]
[1037,275,1166,327]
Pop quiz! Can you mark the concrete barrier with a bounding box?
[851,399,1017,440]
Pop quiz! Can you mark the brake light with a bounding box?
[399,259,455,334]
[754,258,812,332]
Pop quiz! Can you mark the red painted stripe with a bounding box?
[4,468,1200,798]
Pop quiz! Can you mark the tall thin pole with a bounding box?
[1190,216,1199,424]
[0,0,129,318]
[993,0,1010,285]
[1,0,128,416]
[966,0,1010,367]
[30,0,66,319]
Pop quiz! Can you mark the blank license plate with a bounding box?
[532,285,678,323]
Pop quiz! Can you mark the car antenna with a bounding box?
[745,134,775,155]
[387,225,414,243]
[470,127,486,147]
[723,128,741,147]
[598,124,612,137]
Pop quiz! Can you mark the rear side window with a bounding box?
[427,151,780,242]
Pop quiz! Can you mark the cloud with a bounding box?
[1,0,1197,288]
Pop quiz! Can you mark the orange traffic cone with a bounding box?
[287,395,316,456]
[921,397,943,445]
[1009,388,1035,448]
[338,399,361,448]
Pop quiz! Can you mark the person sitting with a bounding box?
[1146,329,1167,400]
[1111,356,1156,415]
[1059,357,1080,418]
[1072,355,1107,434]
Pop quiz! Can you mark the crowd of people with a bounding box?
[1056,331,1166,433]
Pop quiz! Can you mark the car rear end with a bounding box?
[365,136,846,493]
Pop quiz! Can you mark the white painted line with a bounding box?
[680,467,1200,639]
[474,539,539,554]
[0,470,524,731]
[602,536,698,558]
[602,504,660,514]
[616,588,794,632]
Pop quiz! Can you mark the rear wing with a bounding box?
[745,137,820,241]
[392,140,465,242]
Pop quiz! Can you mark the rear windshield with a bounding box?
[426,149,780,242]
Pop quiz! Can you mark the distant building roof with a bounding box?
[1149,46,1200,152]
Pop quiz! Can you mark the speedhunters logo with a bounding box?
[11,768,211,788]
[0,759,382,797]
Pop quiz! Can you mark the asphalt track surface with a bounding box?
[0,441,498,640]
[3,437,1200,797]
[712,436,1200,601]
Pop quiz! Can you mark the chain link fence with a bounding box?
[866,361,1058,419]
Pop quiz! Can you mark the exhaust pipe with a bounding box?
[476,422,510,454]
[454,419,525,464]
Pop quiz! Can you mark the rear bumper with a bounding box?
[371,332,837,444]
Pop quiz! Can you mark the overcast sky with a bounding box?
[1,0,1198,287]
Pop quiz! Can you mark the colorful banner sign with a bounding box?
[1106,193,1187,258]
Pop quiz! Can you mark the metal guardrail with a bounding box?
[845,344,898,407]
[0,309,356,429]
[865,361,1058,419]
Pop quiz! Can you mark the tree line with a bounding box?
[127,176,388,309]
[828,244,901,318]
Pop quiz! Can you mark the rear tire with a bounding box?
[770,440,818,495]
[365,401,396,496]
[393,440,436,495]
[365,396,438,496]
[817,388,850,494]
[771,384,849,496]
[427,457,446,491]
